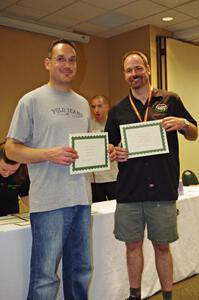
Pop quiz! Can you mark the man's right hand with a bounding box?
[115,146,128,162]
[46,146,78,165]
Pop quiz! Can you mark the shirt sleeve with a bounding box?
[7,96,33,144]
[105,106,121,146]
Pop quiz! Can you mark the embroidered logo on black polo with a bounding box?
[154,104,168,113]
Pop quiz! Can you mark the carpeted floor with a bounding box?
[147,274,199,300]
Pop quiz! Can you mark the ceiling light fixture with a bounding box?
[162,16,174,22]
[0,16,90,43]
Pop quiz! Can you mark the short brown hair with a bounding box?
[122,50,149,68]
[48,39,76,58]
[0,141,28,183]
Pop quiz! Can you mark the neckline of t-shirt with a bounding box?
[45,84,74,97]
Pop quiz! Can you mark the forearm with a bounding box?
[183,123,198,141]
[20,196,29,207]
[5,138,49,164]
[5,138,78,165]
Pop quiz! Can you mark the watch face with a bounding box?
[184,119,190,127]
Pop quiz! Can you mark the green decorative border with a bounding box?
[121,121,168,157]
[71,134,108,173]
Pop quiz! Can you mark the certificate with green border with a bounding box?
[120,120,169,159]
[69,132,110,175]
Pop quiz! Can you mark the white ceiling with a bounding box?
[1,0,199,42]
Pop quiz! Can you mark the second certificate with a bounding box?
[120,120,169,159]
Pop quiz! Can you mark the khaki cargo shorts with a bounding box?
[114,201,178,243]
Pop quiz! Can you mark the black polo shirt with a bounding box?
[0,174,30,216]
[105,89,197,203]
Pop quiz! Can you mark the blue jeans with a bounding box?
[27,205,91,300]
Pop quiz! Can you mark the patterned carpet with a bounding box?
[147,274,199,300]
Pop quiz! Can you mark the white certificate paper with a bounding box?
[120,120,169,159]
[69,132,110,174]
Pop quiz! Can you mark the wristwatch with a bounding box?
[183,119,190,129]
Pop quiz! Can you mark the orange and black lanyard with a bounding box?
[129,87,153,122]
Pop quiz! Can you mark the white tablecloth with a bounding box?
[0,186,199,300]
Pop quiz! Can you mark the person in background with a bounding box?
[0,141,29,216]
[105,51,198,300]
[5,39,115,300]
[90,95,118,202]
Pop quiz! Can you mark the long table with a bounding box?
[0,186,199,300]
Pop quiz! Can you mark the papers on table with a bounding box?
[0,213,30,226]
[120,120,169,159]
[69,132,110,175]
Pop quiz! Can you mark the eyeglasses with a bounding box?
[124,66,145,75]
[49,55,77,64]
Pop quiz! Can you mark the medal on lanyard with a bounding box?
[129,87,153,122]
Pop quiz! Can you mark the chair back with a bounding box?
[182,170,199,186]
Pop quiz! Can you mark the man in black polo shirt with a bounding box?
[105,51,198,300]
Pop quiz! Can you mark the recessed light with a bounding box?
[162,16,174,22]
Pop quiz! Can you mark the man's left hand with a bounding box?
[161,117,187,132]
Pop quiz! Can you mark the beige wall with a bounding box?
[74,36,109,100]
[1,26,49,140]
[0,26,109,141]
[166,38,199,176]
